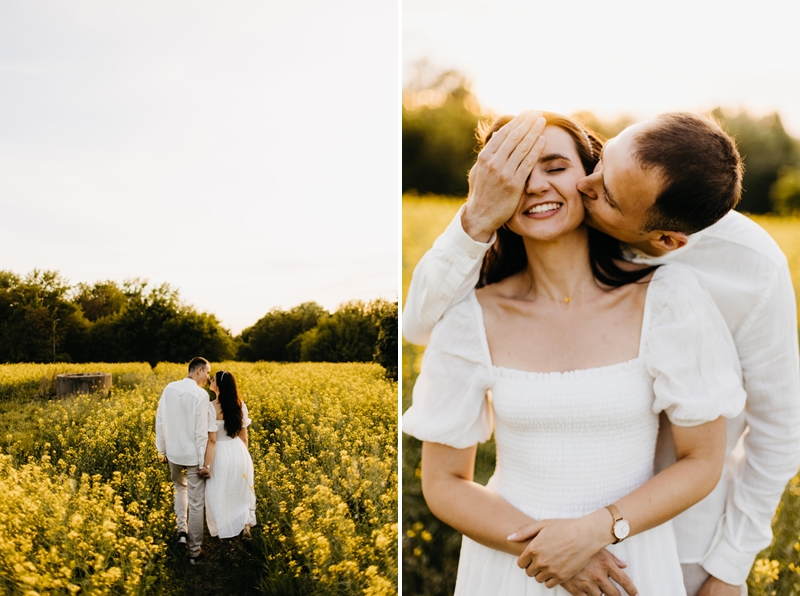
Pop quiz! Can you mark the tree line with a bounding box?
[402,65,800,214]
[0,270,397,379]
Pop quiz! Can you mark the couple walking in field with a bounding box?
[403,110,800,595]
[155,356,257,565]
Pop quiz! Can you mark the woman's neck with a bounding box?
[517,226,596,303]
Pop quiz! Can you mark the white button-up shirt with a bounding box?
[155,377,218,467]
[403,206,800,585]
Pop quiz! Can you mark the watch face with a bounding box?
[613,519,631,540]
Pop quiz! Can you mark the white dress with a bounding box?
[402,265,746,596]
[206,402,257,539]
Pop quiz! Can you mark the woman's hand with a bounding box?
[509,509,613,587]
[462,110,547,242]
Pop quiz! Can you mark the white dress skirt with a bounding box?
[402,265,746,596]
[205,402,257,539]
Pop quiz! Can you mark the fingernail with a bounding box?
[507,533,517,540]
[536,117,545,126]
[536,137,545,145]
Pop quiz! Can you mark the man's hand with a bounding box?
[159,455,168,464]
[509,511,611,588]
[561,550,638,596]
[697,576,742,596]
[198,467,211,479]
[462,110,547,242]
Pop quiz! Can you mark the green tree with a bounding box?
[770,166,800,214]
[72,281,128,322]
[237,302,328,362]
[0,270,89,363]
[297,300,380,363]
[403,64,483,196]
[373,299,398,380]
[712,109,799,214]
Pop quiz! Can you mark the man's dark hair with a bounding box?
[188,356,209,374]
[635,112,743,235]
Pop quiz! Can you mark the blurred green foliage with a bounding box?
[402,67,800,214]
[771,166,800,215]
[402,65,482,197]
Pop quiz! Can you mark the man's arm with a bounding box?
[702,265,800,585]
[403,110,547,345]
[195,395,210,467]
[402,205,492,345]
[155,392,166,457]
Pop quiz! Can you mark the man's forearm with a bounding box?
[403,206,490,345]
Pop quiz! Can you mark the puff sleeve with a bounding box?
[402,294,494,448]
[644,265,746,426]
[242,402,252,428]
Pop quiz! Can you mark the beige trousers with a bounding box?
[681,564,748,596]
[169,460,206,557]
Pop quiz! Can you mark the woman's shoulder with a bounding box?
[211,399,223,419]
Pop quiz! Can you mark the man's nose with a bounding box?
[577,172,599,201]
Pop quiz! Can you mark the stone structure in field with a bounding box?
[56,373,112,398]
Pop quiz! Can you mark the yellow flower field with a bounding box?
[0,361,397,595]
[402,194,800,596]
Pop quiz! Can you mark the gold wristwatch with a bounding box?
[605,504,630,544]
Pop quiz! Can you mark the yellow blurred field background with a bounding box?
[1,361,397,596]
[402,194,800,595]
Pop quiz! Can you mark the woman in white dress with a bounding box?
[205,370,257,539]
[402,112,746,595]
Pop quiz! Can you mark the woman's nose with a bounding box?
[525,171,549,195]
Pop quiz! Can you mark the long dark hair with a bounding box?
[214,370,244,438]
[476,113,657,289]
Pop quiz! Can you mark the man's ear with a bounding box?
[647,230,689,252]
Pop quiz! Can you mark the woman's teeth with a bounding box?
[525,202,561,214]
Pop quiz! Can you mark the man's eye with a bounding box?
[547,167,565,173]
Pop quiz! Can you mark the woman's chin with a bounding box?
[511,217,586,242]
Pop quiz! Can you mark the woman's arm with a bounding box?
[513,416,726,587]
[238,426,249,449]
[422,441,536,556]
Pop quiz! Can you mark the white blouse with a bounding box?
[404,264,745,449]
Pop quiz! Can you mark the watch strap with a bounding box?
[605,504,624,544]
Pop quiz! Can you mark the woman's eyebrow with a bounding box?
[539,153,571,164]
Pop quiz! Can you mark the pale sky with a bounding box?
[404,0,800,137]
[1,0,398,334]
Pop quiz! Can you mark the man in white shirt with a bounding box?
[155,356,217,564]
[404,111,800,596]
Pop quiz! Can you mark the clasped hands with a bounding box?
[507,511,639,596]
